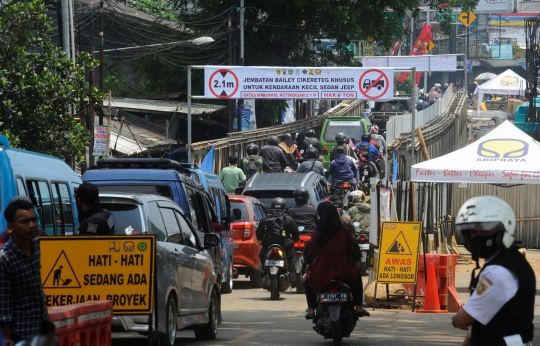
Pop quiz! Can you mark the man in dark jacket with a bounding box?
[258,135,288,172]
[286,188,318,233]
[76,183,115,235]
[328,146,359,189]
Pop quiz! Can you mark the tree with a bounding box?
[0,0,104,163]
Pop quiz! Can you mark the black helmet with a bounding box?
[335,132,347,143]
[306,146,319,159]
[361,133,371,142]
[267,135,279,146]
[293,188,309,205]
[246,143,258,155]
[270,197,287,211]
[306,129,316,138]
[75,182,100,206]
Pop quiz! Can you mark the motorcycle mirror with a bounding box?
[353,222,360,227]
[298,226,305,232]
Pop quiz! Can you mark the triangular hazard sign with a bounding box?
[386,231,412,255]
[42,250,81,288]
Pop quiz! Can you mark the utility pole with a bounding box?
[61,0,70,59]
[228,14,233,133]
[88,17,95,166]
[236,0,244,133]
[99,0,105,126]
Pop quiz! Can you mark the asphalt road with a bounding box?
[112,277,484,346]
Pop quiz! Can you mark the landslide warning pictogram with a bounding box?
[43,250,81,288]
[386,231,412,255]
[208,69,239,98]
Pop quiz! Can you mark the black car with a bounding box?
[240,172,330,209]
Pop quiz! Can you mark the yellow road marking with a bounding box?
[227,330,261,344]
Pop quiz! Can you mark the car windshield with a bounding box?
[101,203,144,236]
[97,185,173,199]
[242,190,295,209]
[230,201,249,222]
[323,120,365,143]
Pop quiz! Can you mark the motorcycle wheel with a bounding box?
[270,275,280,300]
[332,321,342,346]
[295,272,304,294]
[360,261,368,276]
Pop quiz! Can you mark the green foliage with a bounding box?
[0,0,104,163]
[396,76,414,94]
[513,43,525,59]
[131,0,178,22]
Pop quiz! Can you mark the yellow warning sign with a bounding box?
[40,236,156,315]
[376,222,422,284]
[426,40,436,53]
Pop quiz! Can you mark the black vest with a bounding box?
[469,246,535,345]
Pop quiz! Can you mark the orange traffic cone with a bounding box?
[416,262,448,313]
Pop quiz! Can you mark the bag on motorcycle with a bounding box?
[262,214,285,247]
[357,143,370,162]
[243,155,260,178]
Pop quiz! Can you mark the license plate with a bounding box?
[364,169,369,176]
[358,244,370,250]
[320,293,348,303]
[361,252,367,262]
[265,259,284,267]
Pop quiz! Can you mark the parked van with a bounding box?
[181,163,234,293]
[319,117,370,167]
[82,158,230,292]
[0,135,81,236]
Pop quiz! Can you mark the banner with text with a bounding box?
[93,125,108,157]
[204,66,395,101]
[361,55,459,72]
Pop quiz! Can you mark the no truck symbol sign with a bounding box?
[208,69,239,98]
[359,69,390,100]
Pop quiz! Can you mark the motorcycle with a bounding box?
[331,181,355,205]
[354,222,371,276]
[313,280,358,346]
[290,226,311,294]
[262,244,290,300]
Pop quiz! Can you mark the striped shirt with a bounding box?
[0,238,48,338]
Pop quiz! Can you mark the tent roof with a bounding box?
[477,69,526,96]
[411,121,540,184]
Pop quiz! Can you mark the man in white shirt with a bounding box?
[452,196,535,346]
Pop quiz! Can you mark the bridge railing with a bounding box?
[191,100,365,173]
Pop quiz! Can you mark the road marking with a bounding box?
[227,330,260,343]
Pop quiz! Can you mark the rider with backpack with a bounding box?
[295,147,325,177]
[241,143,264,179]
[286,188,318,234]
[256,197,300,271]
[304,129,323,156]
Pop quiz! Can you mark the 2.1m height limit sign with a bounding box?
[204,66,395,100]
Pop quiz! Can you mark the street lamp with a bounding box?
[94,36,214,54]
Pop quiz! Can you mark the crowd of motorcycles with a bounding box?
[259,204,372,345]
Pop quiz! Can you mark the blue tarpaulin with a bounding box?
[200,146,215,173]
[392,150,398,183]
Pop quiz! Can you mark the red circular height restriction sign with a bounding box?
[359,69,390,100]
[208,69,239,99]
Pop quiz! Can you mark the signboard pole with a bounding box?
[147,240,157,346]
[187,65,192,163]
[411,67,416,166]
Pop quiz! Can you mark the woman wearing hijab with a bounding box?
[295,131,308,162]
[278,133,300,170]
[304,202,369,319]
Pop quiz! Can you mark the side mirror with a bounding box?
[232,209,242,220]
[353,221,360,227]
[204,233,220,249]
[298,226,305,232]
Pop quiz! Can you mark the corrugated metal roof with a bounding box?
[103,97,225,115]
[480,59,522,68]
[97,115,177,157]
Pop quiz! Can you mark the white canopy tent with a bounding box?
[411,121,540,184]
[476,69,526,113]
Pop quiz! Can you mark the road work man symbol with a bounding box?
[53,265,72,286]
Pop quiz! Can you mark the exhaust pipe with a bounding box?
[232,268,238,276]
[279,274,288,291]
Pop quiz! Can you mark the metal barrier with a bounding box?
[191,100,365,173]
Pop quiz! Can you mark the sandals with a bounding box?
[305,310,316,320]
[356,308,370,317]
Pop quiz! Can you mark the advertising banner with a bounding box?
[204,66,395,101]
[93,125,108,157]
[362,54,459,72]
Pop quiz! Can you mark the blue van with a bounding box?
[82,158,232,293]
[180,164,234,293]
[0,135,81,236]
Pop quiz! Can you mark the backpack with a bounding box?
[262,214,285,246]
[243,156,259,177]
[357,143,370,163]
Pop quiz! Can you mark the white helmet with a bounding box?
[456,196,515,251]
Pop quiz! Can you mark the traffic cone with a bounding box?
[416,262,448,313]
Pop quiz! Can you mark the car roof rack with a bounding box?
[90,158,190,175]
[179,163,200,169]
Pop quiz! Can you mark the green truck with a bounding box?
[319,116,371,167]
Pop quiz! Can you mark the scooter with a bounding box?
[290,226,311,294]
[262,244,290,300]
[331,181,354,205]
[313,280,358,346]
[354,222,371,276]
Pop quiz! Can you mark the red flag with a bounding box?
[398,23,432,84]
[392,40,402,56]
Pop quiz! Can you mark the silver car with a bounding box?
[100,193,221,346]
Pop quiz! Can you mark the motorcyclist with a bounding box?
[295,131,309,162]
[286,188,318,234]
[240,143,264,179]
[328,146,359,190]
[295,147,325,177]
[452,196,535,346]
[304,129,323,155]
[369,125,386,157]
[258,135,288,173]
[278,133,300,170]
[256,197,300,271]
[347,191,370,233]
[330,132,358,161]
